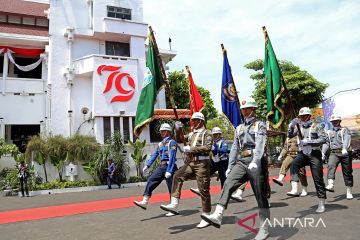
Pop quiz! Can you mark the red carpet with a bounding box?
[1,162,359,225]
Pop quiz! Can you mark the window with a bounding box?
[149,120,162,143]
[114,117,120,132]
[11,56,42,79]
[132,117,137,142]
[8,15,21,24]
[0,14,7,23]
[36,18,49,27]
[103,117,111,143]
[23,17,36,26]
[0,54,4,75]
[107,6,131,20]
[123,117,130,143]
[105,41,130,57]
[6,125,40,153]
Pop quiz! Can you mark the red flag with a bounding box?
[187,67,204,116]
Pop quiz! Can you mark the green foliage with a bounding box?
[32,180,98,191]
[25,135,49,182]
[166,70,218,121]
[127,176,147,183]
[128,139,147,178]
[206,114,235,141]
[47,135,68,181]
[244,59,328,130]
[67,135,99,163]
[0,138,19,158]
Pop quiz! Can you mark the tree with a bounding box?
[244,59,328,129]
[47,135,68,181]
[166,70,218,121]
[25,135,49,182]
[0,138,19,158]
[206,114,235,141]
[128,139,147,178]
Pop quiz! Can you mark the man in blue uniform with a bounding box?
[133,123,177,216]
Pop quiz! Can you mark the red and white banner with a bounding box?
[0,46,44,72]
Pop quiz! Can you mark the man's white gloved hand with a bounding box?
[225,169,231,177]
[175,121,184,130]
[165,172,172,178]
[277,155,283,161]
[322,153,326,160]
[342,149,348,155]
[211,145,215,151]
[248,162,258,171]
[142,165,148,173]
[183,146,191,153]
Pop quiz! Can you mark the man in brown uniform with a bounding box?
[160,112,213,228]
[273,134,308,197]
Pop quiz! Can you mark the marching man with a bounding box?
[133,123,178,216]
[288,107,327,213]
[160,112,213,228]
[201,97,270,240]
[190,127,229,196]
[322,115,353,199]
[273,126,308,197]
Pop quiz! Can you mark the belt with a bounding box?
[160,161,168,166]
[331,149,342,154]
[240,149,252,158]
[195,156,210,161]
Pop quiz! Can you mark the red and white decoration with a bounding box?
[0,46,45,72]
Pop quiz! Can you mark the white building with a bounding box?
[0,0,179,179]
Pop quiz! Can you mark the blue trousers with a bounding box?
[144,164,177,197]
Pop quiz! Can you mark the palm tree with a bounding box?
[25,135,49,182]
[128,139,147,178]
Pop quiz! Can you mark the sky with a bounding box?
[143,0,360,111]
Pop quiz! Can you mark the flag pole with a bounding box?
[262,26,303,139]
[148,26,186,143]
[221,44,242,119]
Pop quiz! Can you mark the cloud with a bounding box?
[143,0,360,110]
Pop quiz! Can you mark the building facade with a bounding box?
[0,0,178,179]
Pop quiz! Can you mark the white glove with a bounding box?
[225,169,231,177]
[321,153,326,160]
[248,162,258,171]
[290,118,300,128]
[165,172,172,178]
[142,165,148,173]
[300,139,308,146]
[342,149,348,155]
[183,146,191,153]
[175,121,184,130]
[211,145,215,151]
[277,155,283,161]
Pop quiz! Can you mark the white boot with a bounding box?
[346,187,353,200]
[316,199,325,213]
[272,174,285,186]
[300,187,308,197]
[165,212,176,217]
[287,181,299,196]
[231,188,243,202]
[196,216,210,229]
[254,218,269,240]
[200,204,225,228]
[190,187,201,196]
[133,196,149,210]
[160,197,179,215]
[326,179,335,192]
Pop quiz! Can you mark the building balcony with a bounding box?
[93,17,147,39]
[73,54,139,76]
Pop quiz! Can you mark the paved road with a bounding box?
[1,163,359,240]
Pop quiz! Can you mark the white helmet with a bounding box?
[191,112,205,121]
[240,97,258,109]
[298,107,312,116]
[159,123,172,131]
[330,115,341,121]
[212,127,222,134]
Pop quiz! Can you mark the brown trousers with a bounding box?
[171,159,211,213]
[279,155,308,187]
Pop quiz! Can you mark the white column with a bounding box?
[129,117,133,142]
[2,52,8,95]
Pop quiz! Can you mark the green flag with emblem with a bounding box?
[134,36,164,137]
[264,29,285,129]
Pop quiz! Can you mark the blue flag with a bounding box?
[221,51,242,128]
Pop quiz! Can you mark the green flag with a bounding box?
[134,37,164,137]
[264,32,285,129]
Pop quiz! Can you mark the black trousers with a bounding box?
[210,159,228,188]
[19,177,29,197]
[291,150,326,199]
